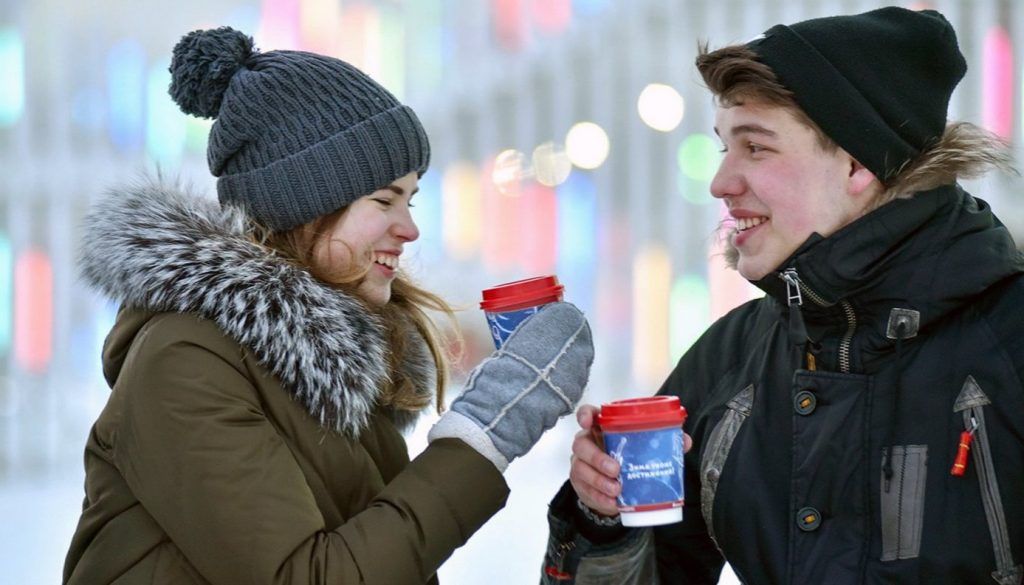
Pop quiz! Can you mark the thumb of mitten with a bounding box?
[428,302,594,471]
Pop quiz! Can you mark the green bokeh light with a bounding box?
[677,133,720,182]
[185,117,213,155]
[677,172,715,206]
[146,64,187,167]
[0,28,25,127]
[669,273,711,359]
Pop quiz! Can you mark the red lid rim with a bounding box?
[480,275,564,311]
[598,396,687,429]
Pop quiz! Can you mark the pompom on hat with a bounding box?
[169,27,430,231]
[745,7,966,182]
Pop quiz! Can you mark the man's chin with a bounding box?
[723,235,779,281]
[733,252,777,282]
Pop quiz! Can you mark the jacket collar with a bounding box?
[754,184,1024,342]
[79,182,435,437]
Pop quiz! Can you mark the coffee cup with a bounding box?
[598,396,688,527]
[480,275,565,349]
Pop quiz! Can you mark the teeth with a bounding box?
[374,253,399,269]
[736,217,768,232]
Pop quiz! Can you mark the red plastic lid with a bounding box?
[480,275,564,312]
[598,396,687,431]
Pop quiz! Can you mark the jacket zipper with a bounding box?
[780,269,857,373]
[961,406,1022,584]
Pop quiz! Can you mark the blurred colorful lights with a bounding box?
[0,234,10,354]
[0,28,25,127]
[983,26,1014,140]
[638,83,684,132]
[632,246,671,388]
[14,250,53,373]
[146,65,187,167]
[565,122,610,170]
[107,39,146,152]
[442,162,482,260]
[678,133,721,182]
[492,149,529,194]
[532,142,573,186]
[670,274,711,358]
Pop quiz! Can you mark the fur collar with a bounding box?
[79,182,435,437]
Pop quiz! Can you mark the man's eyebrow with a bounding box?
[726,124,778,138]
[385,185,420,196]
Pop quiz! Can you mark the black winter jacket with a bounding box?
[543,185,1024,585]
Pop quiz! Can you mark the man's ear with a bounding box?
[848,157,879,197]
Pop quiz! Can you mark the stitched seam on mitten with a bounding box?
[483,319,586,431]
[501,351,575,409]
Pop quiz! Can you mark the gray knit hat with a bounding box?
[168,27,430,231]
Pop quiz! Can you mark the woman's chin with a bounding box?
[357,281,393,306]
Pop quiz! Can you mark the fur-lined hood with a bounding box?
[79,182,435,437]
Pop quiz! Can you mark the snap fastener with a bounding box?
[794,390,817,415]
[705,468,720,482]
[797,507,822,531]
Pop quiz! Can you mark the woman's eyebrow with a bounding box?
[385,185,420,196]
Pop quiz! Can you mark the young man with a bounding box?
[542,7,1024,584]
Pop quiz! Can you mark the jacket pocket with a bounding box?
[880,445,928,560]
[700,384,755,546]
[954,376,1023,585]
[573,529,657,584]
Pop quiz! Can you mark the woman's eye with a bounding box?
[373,198,392,207]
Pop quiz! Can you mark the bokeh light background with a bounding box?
[2,0,1022,582]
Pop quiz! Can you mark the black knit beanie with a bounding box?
[168,27,430,231]
[746,7,966,181]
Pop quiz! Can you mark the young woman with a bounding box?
[63,27,593,584]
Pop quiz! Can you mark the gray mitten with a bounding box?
[428,302,594,471]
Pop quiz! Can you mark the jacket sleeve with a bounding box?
[540,481,657,584]
[113,316,509,585]
[538,368,727,584]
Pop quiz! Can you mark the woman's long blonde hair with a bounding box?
[252,206,458,415]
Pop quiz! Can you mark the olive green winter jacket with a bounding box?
[63,185,509,584]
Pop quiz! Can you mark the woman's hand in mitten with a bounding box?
[428,302,594,471]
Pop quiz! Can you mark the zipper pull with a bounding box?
[781,269,804,306]
[950,416,978,477]
[780,269,808,346]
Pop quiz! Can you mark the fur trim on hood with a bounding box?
[79,181,435,437]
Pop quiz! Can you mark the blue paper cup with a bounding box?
[598,396,688,527]
[484,305,548,348]
[480,275,565,349]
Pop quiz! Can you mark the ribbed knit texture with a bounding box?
[747,7,966,182]
[169,28,430,231]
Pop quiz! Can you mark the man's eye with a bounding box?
[748,143,765,154]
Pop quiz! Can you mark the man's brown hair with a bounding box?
[695,43,1015,206]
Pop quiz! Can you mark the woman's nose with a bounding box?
[393,208,419,242]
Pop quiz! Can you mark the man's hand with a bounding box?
[570,404,692,517]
